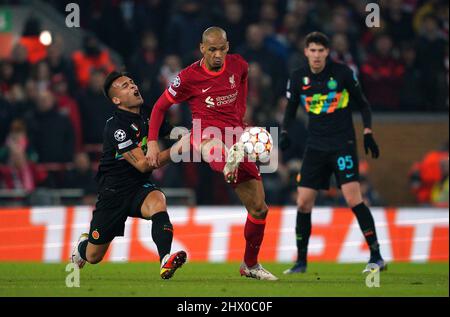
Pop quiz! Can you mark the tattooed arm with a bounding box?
[123,147,155,173]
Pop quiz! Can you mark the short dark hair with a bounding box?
[103,71,128,100]
[304,32,330,49]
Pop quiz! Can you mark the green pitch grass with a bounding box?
[0,262,447,297]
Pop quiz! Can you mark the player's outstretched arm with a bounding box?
[123,147,155,173]
[147,92,174,167]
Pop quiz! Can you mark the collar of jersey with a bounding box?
[115,107,141,118]
[200,58,226,76]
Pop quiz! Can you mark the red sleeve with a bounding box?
[148,92,174,141]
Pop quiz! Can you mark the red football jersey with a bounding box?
[164,54,248,131]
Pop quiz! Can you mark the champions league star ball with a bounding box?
[239,127,273,163]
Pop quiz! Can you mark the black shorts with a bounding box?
[88,182,162,245]
[297,145,359,190]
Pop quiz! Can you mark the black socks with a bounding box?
[351,202,382,260]
[151,211,174,262]
[296,211,312,264]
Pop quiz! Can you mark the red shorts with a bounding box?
[189,130,262,187]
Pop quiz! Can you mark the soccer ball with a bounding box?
[239,127,273,162]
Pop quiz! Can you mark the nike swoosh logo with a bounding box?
[345,174,355,178]
[202,87,212,93]
[302,85,311,90]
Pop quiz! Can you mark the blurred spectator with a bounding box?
[361,34,405,111]
[330,33,359,76]
[96,0,139,64]
[0,119,47,192]
[383,0,415,43]
[165,0,211,63]
[43,42,77,94]
[416,14,448,111]
[158,54,183,91]
[247,62,274,125]
[0,59,16,94]
[287,35,307,71]
[399,42,425,110]
[25,89,75,163]
[51,74,83,152]
[134,0,171,42]
[217,1,247,50]
[358,160,383,206]
[430,155,449,207]
[237,23,287,98]
[413,0,447,32]
[324,8,360,61]
[19,16,47,64]
[0,96,14,145]
[3,84,30,118]
[62,152,97,205]
[287,0,320,36]
[77,70,113,145]
[156,55,191,127]
[409,142,449,205]
[129,31,163,104]
[71,35,115,88]
[11,43,31,86]
[31,60,51,93]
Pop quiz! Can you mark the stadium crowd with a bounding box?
[0,0,448,207]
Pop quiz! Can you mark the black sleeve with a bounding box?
[282,71,301,130]
[109,123,138,155]
[343,66,372,129]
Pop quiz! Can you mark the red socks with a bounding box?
[244,214,266,267]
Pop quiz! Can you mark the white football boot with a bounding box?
[71,233,89,269]
[240,263,279,281]
[223,142,245,184]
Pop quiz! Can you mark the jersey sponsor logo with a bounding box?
[205,91,239,108]
[229,74,236,88]
[171,75,181,88]
[216,91,238,106]
[202,87,212,93]
[205,96,215,108]
[114,129,127,142]
[302,85,312,90]
[301,89,349,115]
[118,139,133,150]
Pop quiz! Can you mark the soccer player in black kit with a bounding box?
[280,32,386,274]
[71,71,188,279]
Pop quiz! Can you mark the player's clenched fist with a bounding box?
[146,140,161,167]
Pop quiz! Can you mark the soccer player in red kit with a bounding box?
[146,27,278,281]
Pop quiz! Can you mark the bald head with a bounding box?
[202,27,227,44]
[200,27,229,71]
